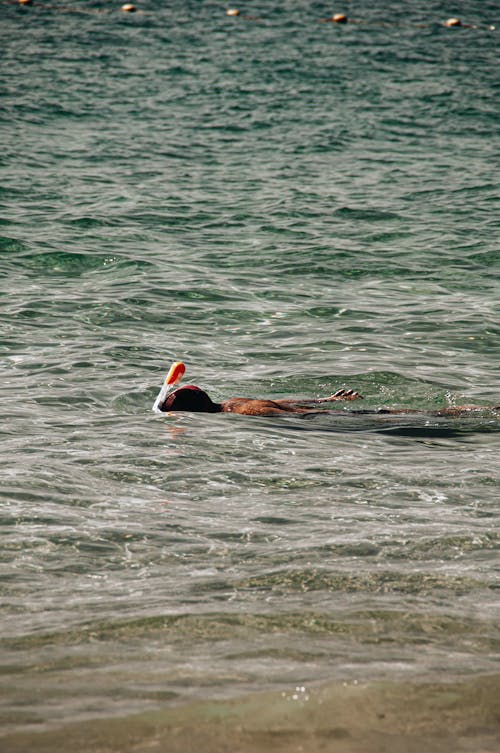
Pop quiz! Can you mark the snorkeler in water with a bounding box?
[152,362,498,418]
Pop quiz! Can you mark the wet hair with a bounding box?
[159,385,220,413]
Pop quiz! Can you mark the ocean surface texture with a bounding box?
[1,1,499,751]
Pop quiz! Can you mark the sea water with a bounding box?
[1,1,499,750]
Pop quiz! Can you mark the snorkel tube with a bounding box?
[152,361,186,413]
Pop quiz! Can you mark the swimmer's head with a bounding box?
[157,385,220,413]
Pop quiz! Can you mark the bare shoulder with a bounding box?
[221,398,288,416]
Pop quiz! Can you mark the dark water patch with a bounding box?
[375,422,500,438]
[383,532,500,561]
[283,413,500,437]
[334,207,403,222]
[1,607,496,651]
[0,236,31,254]
[252,516,300,526]
[468,249,500,266]
[240,568,489,595]
[317,541,381,557]
[64,216,125,229]
[18,251,129,277]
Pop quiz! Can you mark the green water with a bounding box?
[1,0,499,749]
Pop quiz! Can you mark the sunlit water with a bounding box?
[1,0,499,747]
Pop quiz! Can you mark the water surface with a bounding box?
[1,0,499,749]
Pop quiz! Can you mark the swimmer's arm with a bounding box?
[274,389,363,408]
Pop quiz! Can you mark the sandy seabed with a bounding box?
[2,673,500,753]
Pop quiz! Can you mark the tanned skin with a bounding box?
[155,384,497,418]
[220,388,361,416]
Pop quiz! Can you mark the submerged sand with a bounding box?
[2,673,500,753]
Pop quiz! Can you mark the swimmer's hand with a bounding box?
[319,389,363,402]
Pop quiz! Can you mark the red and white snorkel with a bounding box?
[152,361,186,413]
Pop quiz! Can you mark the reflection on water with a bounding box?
[275,409,500,436]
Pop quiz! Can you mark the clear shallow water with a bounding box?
[1,0,499,747]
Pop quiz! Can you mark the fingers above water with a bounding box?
[323,388,364,402]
